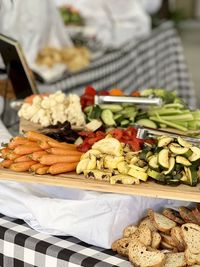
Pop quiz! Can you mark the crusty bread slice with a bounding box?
[171,226,185,252]
[151,232,161,249]
[160,241,177,251]
[139,216,158,232]
[192,208,200,225]
[148,209,176,232]
[185,248,200,265]
[112,237,131,257]
[162,208,185,225]
[133,224,152,247]
[129,239,165,267]
[179,207,198,224]
[181,223,200,254]
[163,252,186,267]
[123,225,138,238]
[161,233,177,247]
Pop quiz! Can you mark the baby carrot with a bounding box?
[35,166,49,175]
[26,131,55,143]
[30,163,45,172]
[0,147,11,158]
[31,151,48,161]
[14,154,32,162]
[14,145,41,155]
[10,161,36,172]
[39,155,81,165]
[48,141,76,150]
[0,159,13,168]
[48,162,78,174]
[39,141,51,150]
[6,152,21,160]
[47,148,82,156]
[8,136,28,149]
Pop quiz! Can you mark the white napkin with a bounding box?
[0,119,190,248]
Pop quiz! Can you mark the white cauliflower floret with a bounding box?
[49,99,57,108]
[32,96,42,105]
[31,109,46,124]
[18,91,86,128]
[40,115,51,127]
[54,92,66,103]
[41,98,51,109]
[18,104,40,120]
[64,94,86,127]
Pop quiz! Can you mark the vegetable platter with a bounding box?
[1,129,200,202]
[1,86,200,202]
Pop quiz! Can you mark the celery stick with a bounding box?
[191,110,200,120]
[148,109,182,116]
[187,120,197,130]
[164,103,184,109]
[150,117,188,131]
[155,113,193,121]
[174,121,188,127]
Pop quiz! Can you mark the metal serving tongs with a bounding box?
[136,125,200,147]
[94,95,163,106]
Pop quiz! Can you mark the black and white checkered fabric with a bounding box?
[0,214,131,267]
[38,22,196,108]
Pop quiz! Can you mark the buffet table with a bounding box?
[0,21,199,267]
[37,22,197,109]
[0,214,131,267]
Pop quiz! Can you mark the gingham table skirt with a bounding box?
[0,214,131,267]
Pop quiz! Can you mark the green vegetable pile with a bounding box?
[140,136,200,186]
[84,89,200,134]
[141,89,200,132]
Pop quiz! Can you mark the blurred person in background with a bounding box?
[0,0,72,69]
[55,0,162,48]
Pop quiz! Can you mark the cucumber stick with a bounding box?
[101,109,116,126]
[99,104,123,113]
[136,119,157,128]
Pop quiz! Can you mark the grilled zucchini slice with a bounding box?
[158,148,169,169]
[157,136,174,147]
[169,143,189,155]
[163,157,175,175]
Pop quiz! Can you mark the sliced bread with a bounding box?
[160,241,177,251]
[139,217,158,232]
[162,208,185,225]
[148,209,176,232]
[129,239,165,267]
[179,207,198,224]
[171,226,185,252]
[112,237,131,257]
[123,225,138,238]
[163,252,186,267]
[181,223,200,254]
[133,224,152,247]
[192,207,200,225]
[151,232,161,249]
[161,233,177,247]
[185,248,200,265]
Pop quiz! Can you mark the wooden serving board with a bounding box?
[19,118,84,134]
[0,168,200,202]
